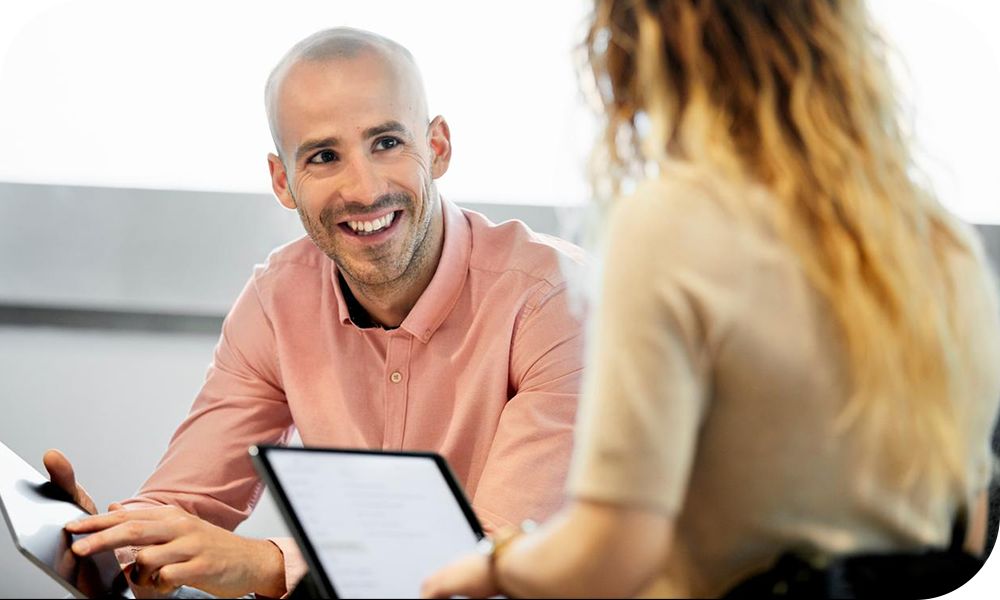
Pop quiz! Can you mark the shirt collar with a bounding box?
[330,197,471,343]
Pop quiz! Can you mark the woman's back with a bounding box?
[568,163,1000,597]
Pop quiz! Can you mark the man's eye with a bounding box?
[375,137,401,151]
[309,150,337,164]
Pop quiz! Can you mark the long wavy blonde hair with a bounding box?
[584,0,975,499]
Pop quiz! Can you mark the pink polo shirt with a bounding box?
[120,198,586,590]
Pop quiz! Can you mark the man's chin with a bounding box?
[336,262,406,289]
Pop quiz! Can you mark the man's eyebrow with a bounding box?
[295,136,339,162]
[293,122,411,162]
[364,120,411,140]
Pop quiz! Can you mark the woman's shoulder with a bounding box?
[602,165,787,312]
[629,161,770,217]
[614,162,777,253]
[628,162,724,211]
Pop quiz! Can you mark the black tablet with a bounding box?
[0,441,129,598]
[250,445,485,599]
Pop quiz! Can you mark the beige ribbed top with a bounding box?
[568,164,1000,597]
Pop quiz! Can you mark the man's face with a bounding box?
[268,53,451,289]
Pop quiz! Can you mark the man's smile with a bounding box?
[336,208,404,242]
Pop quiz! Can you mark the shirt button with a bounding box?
[390,371,403,383]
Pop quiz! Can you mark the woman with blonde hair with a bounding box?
[422,0,1000,597]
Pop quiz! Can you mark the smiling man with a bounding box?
[46,28,585,598]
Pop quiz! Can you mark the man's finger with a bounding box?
[70,520,177,556]
[42,449,97,514]
[42,449,76,492]
[66,507,171,534]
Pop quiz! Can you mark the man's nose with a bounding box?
[339,156,385,206]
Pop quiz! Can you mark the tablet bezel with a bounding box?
[250,445,485,599]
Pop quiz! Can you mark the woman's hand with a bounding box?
[420,552,497,599]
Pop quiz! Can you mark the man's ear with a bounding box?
[427,115,452,179]
[268,153,297,210]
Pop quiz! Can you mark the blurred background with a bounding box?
[1,1,998,597]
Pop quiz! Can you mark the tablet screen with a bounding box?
[0,442,128,598]
[258,448,482,599]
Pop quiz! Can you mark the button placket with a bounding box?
[383,334,411,449]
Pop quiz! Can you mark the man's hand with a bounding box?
[65,506,286,598]
[43,449,98,515]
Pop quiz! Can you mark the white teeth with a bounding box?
[347,212,396,234]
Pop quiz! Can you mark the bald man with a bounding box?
[45,28,584,597]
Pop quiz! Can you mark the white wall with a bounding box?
[3,1,1000,221]
[868,0,1000,225]
[0,0,594,207]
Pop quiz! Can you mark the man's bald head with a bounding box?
[264,27,429,157]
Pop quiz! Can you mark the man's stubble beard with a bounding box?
[292,185,439,298]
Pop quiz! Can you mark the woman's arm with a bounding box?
[422,498,674,599]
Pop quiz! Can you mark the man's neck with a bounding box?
[339,273,424,329]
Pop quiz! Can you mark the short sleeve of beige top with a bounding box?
[567,165,1000,598]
